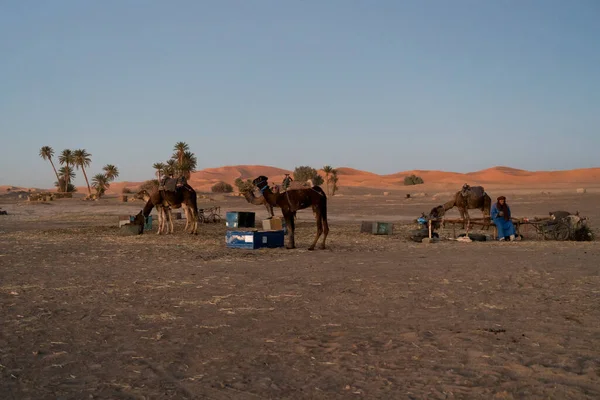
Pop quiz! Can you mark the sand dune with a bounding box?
[5,165,600,195]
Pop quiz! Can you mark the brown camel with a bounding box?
[429,184,491,229]
[136,190,173,234]
[241,189,275,218]
[139,184,199,234]
[253,175,328,250]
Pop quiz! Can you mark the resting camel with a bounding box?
[429,184,492,229]
[138,184,199,235]
[240,189,275,218]
[253,175,328,250]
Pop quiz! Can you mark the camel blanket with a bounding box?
[461,185,485,199]
[160,178,178,192]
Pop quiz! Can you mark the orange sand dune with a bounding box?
[7,165,600,195]
[188,165,291,192]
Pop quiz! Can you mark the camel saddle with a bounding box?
[460,184,484,199]
[160,177,178,192]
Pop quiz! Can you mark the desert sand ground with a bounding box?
[1,186,599,399]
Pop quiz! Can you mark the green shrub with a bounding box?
[293,166,324,186]
[404,174,424,185]
[234,178,254,192]
[211,181,234,193]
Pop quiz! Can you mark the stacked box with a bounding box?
[226,230,285,249]
[226,211,255,229]
[262,217,287,233]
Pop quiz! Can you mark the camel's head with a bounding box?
[132,210,145,229]
[135,190,150,201]
[429,205,445,219]
[253,176,269,190]
[429,205,445,229]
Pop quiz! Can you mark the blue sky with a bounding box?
[1,0,599,187]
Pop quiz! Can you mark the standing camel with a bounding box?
[138,184,199,235]
[252,175,328,250]
[136,190,173,234]
[429,184,491,229]
[240,189,275,218]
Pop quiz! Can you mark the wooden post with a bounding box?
[428,220,432,239]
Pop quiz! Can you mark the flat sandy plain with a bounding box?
[1,186,599,399]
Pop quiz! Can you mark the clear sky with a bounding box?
[1,0,599,187]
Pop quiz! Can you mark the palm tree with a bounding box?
[58,149,75,188]
[173,142,190,166]
[39,146,61,188]
[165,159,177,176]
[152,162,166,180]
[91,173,109,198]
[103,164,119,182]
[178,150,197,179]
[57,166,76,192]
[330,168,339,196]
[322,165,333,195]
[73,149,92,195]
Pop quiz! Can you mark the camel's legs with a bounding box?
[189,206,197,234]
[183,211,189,231]
[464,209,471,230]
[160,207,169,234]
[156,207,164,234]
[190,209,198,235]
[187,204,198,235]
[320,214,329,249]
[284,212,296,249]
[182,205,192,232]
[165,208,174,234]
[309,208,323,251]
[182,205,192,234]
[157,207,166,234]
[458,208,468,229]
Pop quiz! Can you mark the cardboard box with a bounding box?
[262,217,285,231]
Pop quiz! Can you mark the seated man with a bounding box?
[282,174,293,191]
[491,196,517,241]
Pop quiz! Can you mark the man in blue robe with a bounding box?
[491,196,516,241]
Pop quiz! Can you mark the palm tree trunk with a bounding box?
[49,159,61,189]
[81,166,91,195]
[66,162,71,188]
